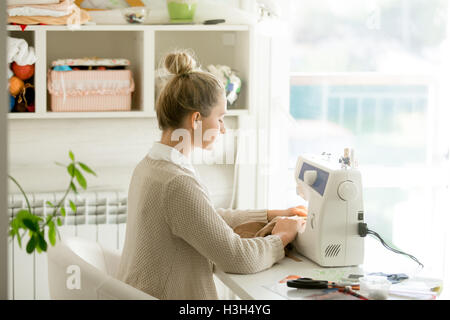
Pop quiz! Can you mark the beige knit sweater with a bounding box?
[116,142,285,300]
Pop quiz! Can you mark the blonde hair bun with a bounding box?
[164,51,197,76]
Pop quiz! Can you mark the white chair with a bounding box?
[47,236,157,300]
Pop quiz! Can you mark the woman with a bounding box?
[117,51,305,300]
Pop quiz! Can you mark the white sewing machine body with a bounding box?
[293,154,364,267]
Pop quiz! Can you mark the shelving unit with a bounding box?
[7,108,249,119]
[6,22,272,301]
[7,24,253,120]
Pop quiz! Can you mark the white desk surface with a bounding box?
[215,250,364,300]
[214,237,445,300]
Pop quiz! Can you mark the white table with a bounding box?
[215,238,444,300]
[215,250,365,300]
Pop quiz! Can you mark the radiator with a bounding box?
[7,190,238,300]
[7,190,128,300]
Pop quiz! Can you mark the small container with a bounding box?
[48,58,135,112]
[121,6,149,24]
[166,0,197,22]
[359,275,391,300]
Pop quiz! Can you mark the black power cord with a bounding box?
[358,223,424,269]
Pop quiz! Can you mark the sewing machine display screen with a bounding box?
[299,163,329,196]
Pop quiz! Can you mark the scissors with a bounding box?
[286,278,360,291]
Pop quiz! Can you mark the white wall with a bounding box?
[8,116,238,207]
[0,0,8,301]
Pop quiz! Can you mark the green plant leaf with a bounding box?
[78,162,97,176]
[37,232,47,252]
[69,200,77,214]
[46,201,55,208]
[26,236,36,254]
[10,220,23,247]
[69,150,75,161]
[60,207,66,217]
[56,217,62,226]
[35,238,42,253]
[10,218,20,234]
[74,168,87,190]
[15,209,32,226]
[22,218,38,232]
[67,163,75,177]
[48,221,56,246]
[70,182,78,194]
[16,232,22,248]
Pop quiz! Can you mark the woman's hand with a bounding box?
[267,205,308,222]
[271,216,305,247]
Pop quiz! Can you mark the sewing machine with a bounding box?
[293,149,364,267]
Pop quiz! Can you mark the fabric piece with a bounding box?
[368,272,409,284]
[8,7,71,17]
[7,36,37,65]
[7,5,90,25]
[233,216,307,262]
[8,0,60,5]
[52,57,130,67]
[8,0,73,11]
[116,144,285,300]
[234,216,307,238]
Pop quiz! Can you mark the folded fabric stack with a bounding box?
[7,0,91,26]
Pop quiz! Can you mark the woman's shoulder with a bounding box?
[135,155,194,177]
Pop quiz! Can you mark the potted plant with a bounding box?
[8,150,96,254]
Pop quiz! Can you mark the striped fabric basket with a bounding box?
[47,69,135,112]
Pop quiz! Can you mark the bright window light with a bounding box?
[285,0,450,292]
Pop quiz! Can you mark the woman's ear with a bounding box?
[191,112,201,130]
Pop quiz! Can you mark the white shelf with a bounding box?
[7,111,152,119]
[6,24,249,32]
[7,24,253,120]
[7,109,249,120]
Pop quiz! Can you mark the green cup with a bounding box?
[167,0,198,22]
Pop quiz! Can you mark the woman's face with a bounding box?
[195,93,227,150]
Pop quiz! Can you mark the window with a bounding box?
[285,0,450,283]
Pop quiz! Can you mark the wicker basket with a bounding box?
[48,69,135,112]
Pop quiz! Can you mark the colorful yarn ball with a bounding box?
[12,62,35,80]
[9,76,24,96]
